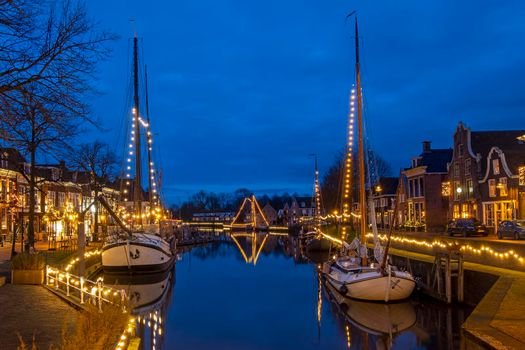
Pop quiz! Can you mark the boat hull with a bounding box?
[305,237,332,252]
[324,281,416,335]
[326,270,416,302]
[102,241,174,274]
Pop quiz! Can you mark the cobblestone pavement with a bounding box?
[0,285,77,350]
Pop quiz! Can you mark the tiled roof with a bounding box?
[375,177,398,195]
[419,148,453,172]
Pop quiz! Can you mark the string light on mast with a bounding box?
[341,86,356,240]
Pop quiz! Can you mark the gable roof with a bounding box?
[418,148,453,173]
[375,177,398,195]
[0,148,26,171]
[471,130,525,174]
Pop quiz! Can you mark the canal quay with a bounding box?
[1,1,525,350]
[2,226,525,349]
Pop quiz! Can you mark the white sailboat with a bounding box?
[322,16,415,302]
[102,34,175,274]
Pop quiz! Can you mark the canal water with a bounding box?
[105,232,472,349]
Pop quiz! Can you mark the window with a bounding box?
[461,204,469,218]
[493,159,500,175]
[454,163,460,178]
[441,182,451,196]
[465,158,471,174]
[0,180,5,201]
[467,179,473,198]
[0,152,8,168]
[458,144,463,156]
[380,198,386,207]
[52,168,61,181]
[454,181,461,200]
[488,179,496,197]
[453,204,460,219]
[58,192,65,207]
[499,178,508,196]
[519,166,525,186]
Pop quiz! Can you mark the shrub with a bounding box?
[11,253,45,270]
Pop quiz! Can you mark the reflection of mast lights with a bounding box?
[346,325,351,348]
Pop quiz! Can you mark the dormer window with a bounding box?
[51,168,59,181]
[0,152,8,168]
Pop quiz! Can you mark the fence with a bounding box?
[45,266,127,312]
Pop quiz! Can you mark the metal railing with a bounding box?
[45,266,127,312]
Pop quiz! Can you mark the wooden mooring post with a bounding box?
[431,245,464,304]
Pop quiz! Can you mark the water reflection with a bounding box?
[101,232,471,349]
[104,269,174,350]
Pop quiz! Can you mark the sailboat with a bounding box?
[102,34,175,274]
[324,280,416,348]
[322,17,415,302]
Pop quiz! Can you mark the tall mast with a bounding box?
[133,35,142,226]
[355,18,367,265]
[313,155,321,230]
[145,65,154,208]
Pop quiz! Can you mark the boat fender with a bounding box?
[339,285,348,294]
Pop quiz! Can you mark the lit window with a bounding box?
[488,179,496,197]
[493,159,500,175]
[441,182,451,196]
[519,166,525,186]
[499,178,508,196]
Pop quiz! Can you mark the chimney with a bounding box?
[422,141,431,153]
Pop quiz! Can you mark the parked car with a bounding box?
[446,218,488,237]
[497,220,525,240]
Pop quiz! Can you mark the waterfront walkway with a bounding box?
[0,284,78,349]
[463,276,525,349]
[387,246,525,349]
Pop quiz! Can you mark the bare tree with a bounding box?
[0,1,114,108]
[70,141,116,241]
[321,149,392,213]
[0,1,114,249]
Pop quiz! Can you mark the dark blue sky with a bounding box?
[85,1,525,204]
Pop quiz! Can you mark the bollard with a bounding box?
[55,270,59,290]
[80,277,85,304]
[66,273,70,296]
[45,265,48,285]
[97,280,103,313]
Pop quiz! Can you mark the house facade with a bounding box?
[372,177,398,229]
[448,123,525,230]
[398,141,452,231]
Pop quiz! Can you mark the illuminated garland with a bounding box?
[318,229,525,265]
[64,249,102,272]
[367,233,525,264]
[341,87,356,240]
[123,105,164,222]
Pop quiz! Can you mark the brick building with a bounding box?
[447,123,525,231]
[397,141,452,231]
